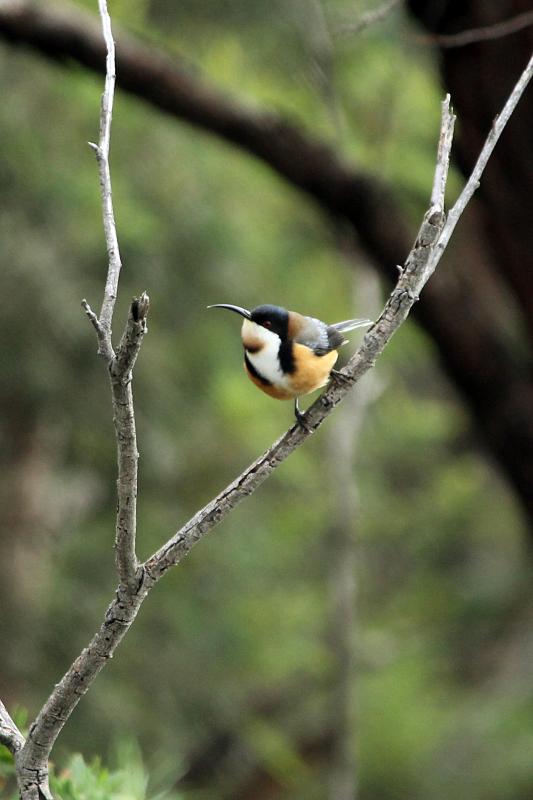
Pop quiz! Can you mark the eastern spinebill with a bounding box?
[208,303,372,423]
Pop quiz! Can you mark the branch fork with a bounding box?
[3,3,532,797]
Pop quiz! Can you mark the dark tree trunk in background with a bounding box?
[408,0,533,329]
[407,0,533,525]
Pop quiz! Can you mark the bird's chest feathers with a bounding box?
[245,339,290,387]
[241,319,338,399]
[241,320,291,388]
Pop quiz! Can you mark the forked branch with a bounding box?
[0,700,24,755]
[10,6,145,795]
[80,0,143,589]
[143,99,456,579]
[5,3,532,796]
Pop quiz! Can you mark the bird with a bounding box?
[208,303,372,423]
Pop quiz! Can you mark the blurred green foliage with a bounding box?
[0,739,182,799]
[0,1,531,798]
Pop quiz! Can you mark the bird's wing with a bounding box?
[294,316,372,356]
[294,316,338,356]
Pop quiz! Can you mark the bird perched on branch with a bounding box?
[208,303,371,423]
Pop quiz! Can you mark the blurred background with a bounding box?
[1,0,533,798]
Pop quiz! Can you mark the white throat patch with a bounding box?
[241,319,290,388]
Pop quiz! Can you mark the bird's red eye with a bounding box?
[262,320,272,329]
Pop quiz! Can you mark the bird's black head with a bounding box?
[250,304,289,341]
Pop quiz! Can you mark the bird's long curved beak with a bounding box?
[207,304,251,319]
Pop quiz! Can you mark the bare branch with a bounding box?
[430,94,455,211]
[334,0,404,39]
[0,699,25,755]
[140,85,456,578]
[0,0,413,273]
[337,4,533,48]
[16,584,147,799]
[81,297,107,351]
[414,9,533,49]
[88,0,122,361]
[13,101,454,796]
[14,7,144,796]
[85,3,142,587]
[143,216,444,580]
[434,52,533,263]
[10,22,533,800]
[4,3,533,530]
[6,88,445,797]
[144,52,532,576]
[111,292,149,583]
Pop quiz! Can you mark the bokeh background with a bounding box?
[1,1,533,798]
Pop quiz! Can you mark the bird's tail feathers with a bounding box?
[331,318,373,334]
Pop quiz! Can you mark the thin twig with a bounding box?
[89,0,122,360]
[81,297,106,350]
[414,9,533,49]
[334,0,403,39]
[432,52,533,269]
[335,5,533,47]
[0,700,25,755]
[430,94,455,211]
